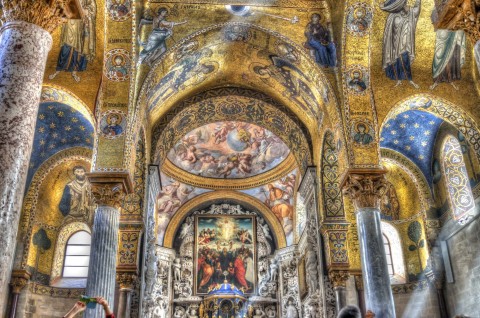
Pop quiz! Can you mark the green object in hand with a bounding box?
[80,295,97,308]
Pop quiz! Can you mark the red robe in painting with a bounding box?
[199,257,214,288]
[234,256,248,289]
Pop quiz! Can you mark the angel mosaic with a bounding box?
[252,55,323,120]
[138,7,187,66]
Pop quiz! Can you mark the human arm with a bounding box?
[63,301,86,318]
[95,297,114,317]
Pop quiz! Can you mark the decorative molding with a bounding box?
[10,270,31,294]
[87,172,133,208]
[163,191,287,249]
[161,153,297,190]
[342,169,388,210]
[29,282,85,298]
[1,0,82,33]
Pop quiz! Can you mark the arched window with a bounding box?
[383,234,395,276]
[443,136,475,222]
[63,231,91,278]
[381,222,406,284]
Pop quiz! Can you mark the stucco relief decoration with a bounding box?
[105,49,131,82]
[346,3,373,36]
[107,0,132,21]
[350,119,375,147]
[345,65,369,95]
[100,111,127,139]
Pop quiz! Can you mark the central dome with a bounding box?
[166,121,290,179]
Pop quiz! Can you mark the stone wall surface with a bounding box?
[444,217,480,317]
[16,288,79,318]
[392,287,440,318]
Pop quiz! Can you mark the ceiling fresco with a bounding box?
[239,168,299,246]
[156,172,211,244]
[26,98,95,187]
[166,121,290,179]
[380,109,443,186]
[152,93,312,175]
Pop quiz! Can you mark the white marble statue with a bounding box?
[286,300,298,318]
[173,258,182,281]
[269,259,278,282]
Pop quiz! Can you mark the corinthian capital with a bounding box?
[329,270,350,288]
[342,169,387,210]
[1,0,82,33]
[10,270,31,294]
[116,271,137,290]
[87,172,133,209]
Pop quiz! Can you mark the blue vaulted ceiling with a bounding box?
[26,102,94,187]
[380,109,444,187]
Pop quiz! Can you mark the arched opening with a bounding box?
[62,231,91,279]
[381,222,406,284]
[442,136,476,222]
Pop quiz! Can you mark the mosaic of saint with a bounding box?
[195,215,256,294]
[167,122,290,179]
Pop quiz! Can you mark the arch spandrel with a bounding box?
[138,23,340,136]
[163,191,287,249]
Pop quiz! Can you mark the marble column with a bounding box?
[354,275,366,316]
[84,173,132,318]
[343,170,396,318]
[8,270,30,318]
[84,205,120,317]
[329,270,349,313]
[116,273,137,318]
[0,2,81,313]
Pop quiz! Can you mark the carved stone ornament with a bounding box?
[328,270,350,288]
[10,269,31,294]
[1,0,83,33]
[116,272,137,290]
[87,172,133,208]
[342,169,388,210]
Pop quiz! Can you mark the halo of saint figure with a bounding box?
[196,216,256,294]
